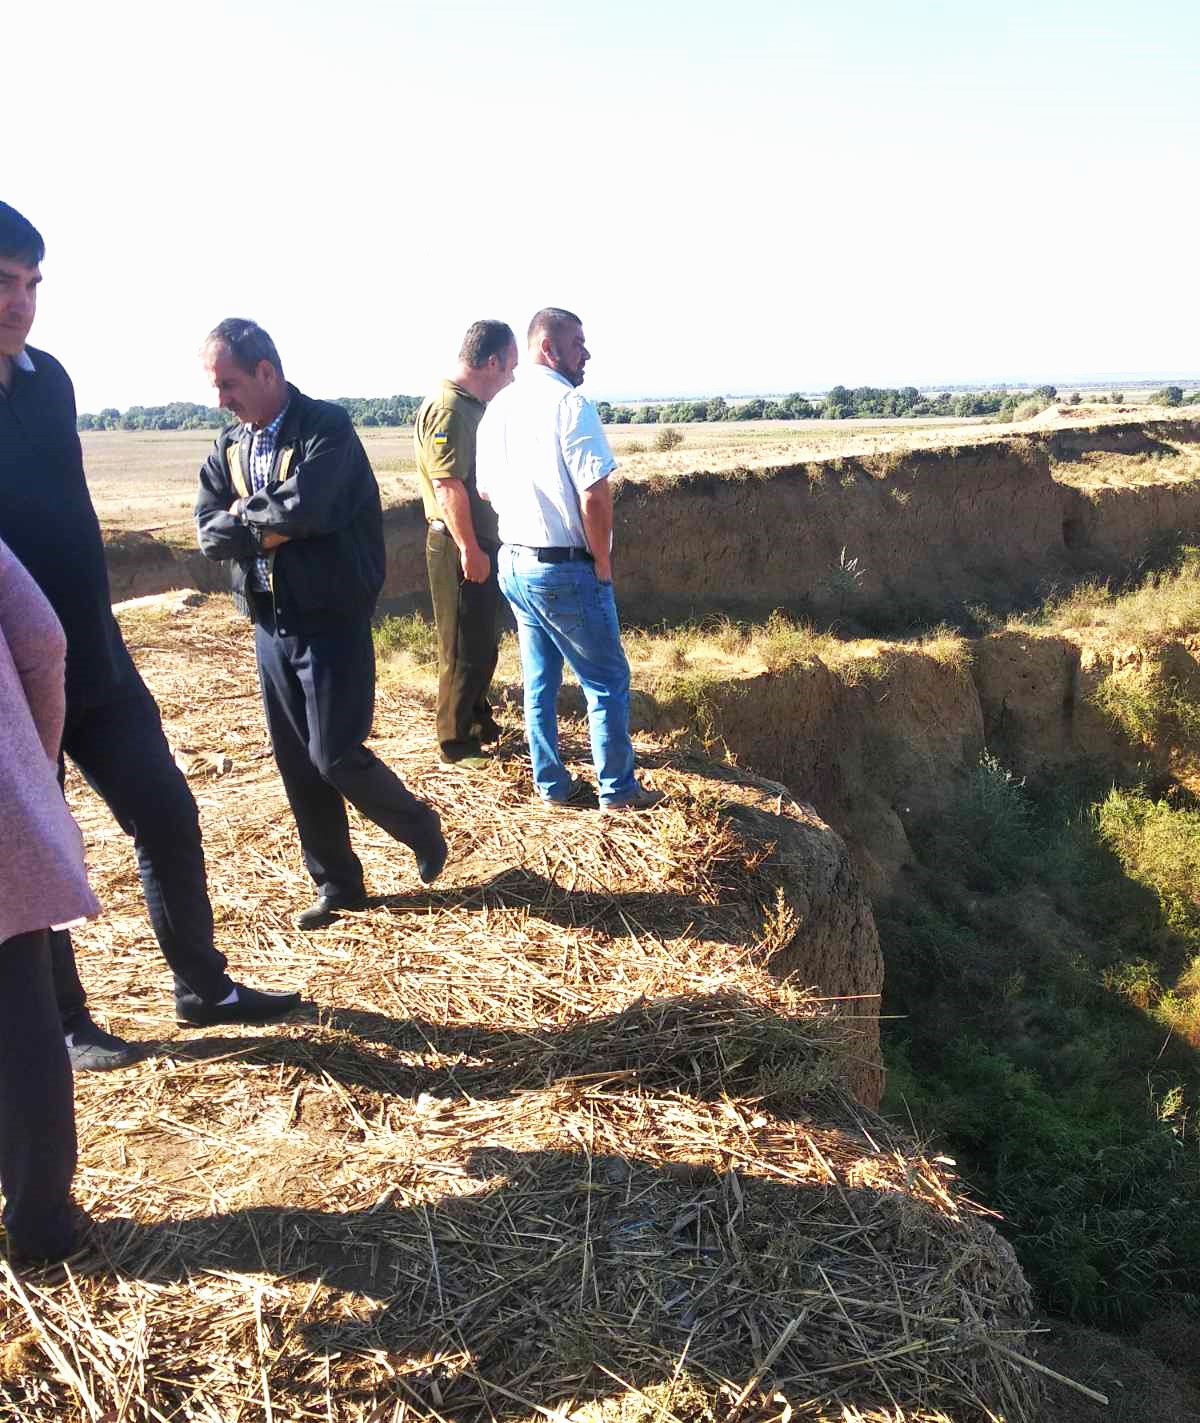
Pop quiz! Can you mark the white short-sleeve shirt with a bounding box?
[476,365,617,549]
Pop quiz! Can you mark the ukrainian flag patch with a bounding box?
[433,430,449,446]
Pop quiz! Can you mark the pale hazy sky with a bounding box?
[7,0,1198,411]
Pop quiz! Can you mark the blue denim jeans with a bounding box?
[498,545,638,804]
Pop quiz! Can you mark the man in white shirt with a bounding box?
[477,308,662,811]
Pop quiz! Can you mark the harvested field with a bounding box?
[91,411,1200,630]
[0,595,1057,1422]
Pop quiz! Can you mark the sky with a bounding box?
[7,0,1199,411]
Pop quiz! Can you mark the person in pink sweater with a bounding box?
[0,534,98,1262]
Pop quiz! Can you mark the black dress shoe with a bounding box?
[175,982,302,1027]
[6,1206,95,1272]
[64,1014,143,1072]
[296,888,370,931]
[415,822,448,886]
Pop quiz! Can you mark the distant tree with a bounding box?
[822,385,852,419]
[1068,391,1082,405]
[780,393,815,419]
[1157,385,1184,407]
[1032,385,1058,403]
[633,405,659,424]
[734,398,765,421]
[595,401,613,423]
[1110,390,1125,404]
[705,396,728,422]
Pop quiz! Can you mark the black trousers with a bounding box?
[426,526,501,762]
[0,931,77,1259]
[252,600,439,899]
[53,671,232,1023]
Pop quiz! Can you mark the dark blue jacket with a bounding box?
[195,384,385,633]
[0,347,134,707]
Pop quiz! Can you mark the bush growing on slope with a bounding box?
[881,756,1200,1326]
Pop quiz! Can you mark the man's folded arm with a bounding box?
[239,415,369,542]
[195,443,256,561]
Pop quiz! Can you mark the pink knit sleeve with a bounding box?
[0,539,68,763]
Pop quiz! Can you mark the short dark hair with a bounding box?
[203,317,284,380]
[0,202,45,266]
[528,307,581,347]
[459,320,515,369]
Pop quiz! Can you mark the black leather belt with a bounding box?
[525,545,593,563]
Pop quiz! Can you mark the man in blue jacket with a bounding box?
[196,319,447,929]
[0,201,301,1070]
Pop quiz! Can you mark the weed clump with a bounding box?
[881,753,1200,1327]
[1092,662,1200,751]
[1025,545,1200,642]
[373,612,438,664]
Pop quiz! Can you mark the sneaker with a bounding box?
[448,754,490,771]
[542,776,592,807]
[601,785,665,813]
[64,1015,142,1072]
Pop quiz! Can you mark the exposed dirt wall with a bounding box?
[1063,480,1200,567]
[613,440,1067,628]
[104,417,1200,622]
[654,648,984,901]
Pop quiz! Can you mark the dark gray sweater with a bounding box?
[0,347,133,707]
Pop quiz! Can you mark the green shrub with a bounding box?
[1092,664,1200,750]
[880,764,1200,1325]
[373,613,438,665]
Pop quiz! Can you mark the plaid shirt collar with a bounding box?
[249,399,290,440]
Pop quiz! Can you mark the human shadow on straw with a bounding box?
[153,989,847,1107]
[65,1142,1032,1422]
[367,865,758,944]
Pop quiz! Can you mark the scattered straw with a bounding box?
[0,596,1053,1422]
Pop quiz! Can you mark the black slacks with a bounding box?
[252,600,438,899]
[53,669,232,1024]
[426,526,501,762]
[0,931,77,1259]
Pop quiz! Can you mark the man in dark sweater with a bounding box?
[0,201,300,1070]
[196,318,447,929]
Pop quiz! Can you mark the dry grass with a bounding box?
[1015,549,1200,645]
[0,595,1055,1422]
[1051,440,1200,489]
[611,616,970,705]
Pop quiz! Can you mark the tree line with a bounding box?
[595,384,1196,425]
[76,393,425,432]
[76,385,1196,433]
